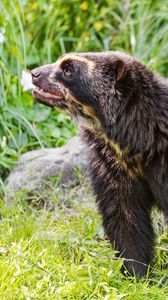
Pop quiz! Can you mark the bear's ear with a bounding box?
[113,59,126,81]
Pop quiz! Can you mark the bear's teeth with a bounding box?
[38,87,44,92]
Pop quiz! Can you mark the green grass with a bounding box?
[0,180,168,299]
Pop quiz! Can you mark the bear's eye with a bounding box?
[63,64,74,78]
[64,69,72,76]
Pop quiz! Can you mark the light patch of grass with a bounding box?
[0,181,168,299]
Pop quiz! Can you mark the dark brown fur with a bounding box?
[31,51,168,277]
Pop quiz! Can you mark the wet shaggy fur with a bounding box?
[31,51,168,278]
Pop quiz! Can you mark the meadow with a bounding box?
[0,0,168,299]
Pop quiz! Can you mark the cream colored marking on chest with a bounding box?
[82,124,143,178]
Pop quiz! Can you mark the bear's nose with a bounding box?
[31,67,41,78]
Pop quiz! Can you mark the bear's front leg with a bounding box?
[83,128,155,277]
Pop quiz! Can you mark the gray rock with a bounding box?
[5,136,89,198]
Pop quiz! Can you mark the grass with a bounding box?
[0,179,168,299]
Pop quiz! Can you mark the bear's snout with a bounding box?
[31,67,41,78]
[31,64,53,87]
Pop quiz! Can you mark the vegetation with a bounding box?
[0,0,168,177]
[0,179,168,299]
[0,0,168,299]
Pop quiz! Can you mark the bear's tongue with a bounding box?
[32,86,64,103]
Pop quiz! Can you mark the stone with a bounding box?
[5,136,88,198]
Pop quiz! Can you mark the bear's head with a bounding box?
[31,52,130,133]
[32,51,160,157]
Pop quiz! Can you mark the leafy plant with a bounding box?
[0,0,168,177]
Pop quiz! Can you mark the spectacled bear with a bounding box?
[31,51,168,277]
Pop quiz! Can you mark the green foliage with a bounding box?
[0,0,168,177]
[25,0,168,73]
[0,187,168,299]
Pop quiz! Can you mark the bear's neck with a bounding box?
[105,69,168,161]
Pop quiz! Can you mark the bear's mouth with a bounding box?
[32,86,64,107]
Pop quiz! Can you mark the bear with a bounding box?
[31,51,168,277]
